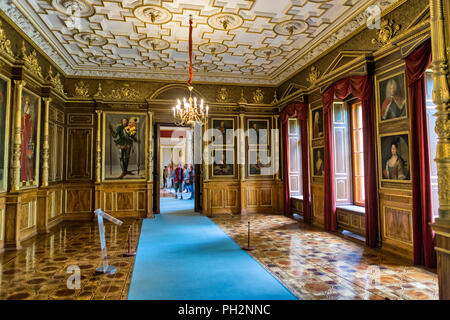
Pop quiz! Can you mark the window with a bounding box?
[350,101,365,206]
[332,99,365,207]
[425,71,439,218]
[287,118,302,197]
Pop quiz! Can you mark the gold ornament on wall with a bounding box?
[271,91,279,104]
[108,84,141,100]
[74,81,90,97]
[93,83,105,98]
[20,41,43,79]
[307,66,321,85]
[47,66,65,95]
[0,21,13,57]
[216,87,229,103]
[238,88,247,104]
[253,88,264,104]
[371,19,401,46]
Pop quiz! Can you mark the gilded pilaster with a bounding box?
[429,0,450,300]
[11,80,25,192]
[95,110,102,183]
[239,113,246,182]
[41,97,51,188]
[274,115,280,180]
[148,111,153,183]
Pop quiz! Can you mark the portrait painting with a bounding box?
[312,108,324,139]
[312,147,324,177]
[104,113,147,180]
[20,89,41,187]
[212,149,234,177]
[248,148,272,176]
[378,73,407,122]
[212,118,234,146]
[380,133,410,181]
[248,119,269,146]
[0,77,10,191]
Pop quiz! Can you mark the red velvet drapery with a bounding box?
[322,76,378,247]
[281,102,311,223]
[405,39,436,268]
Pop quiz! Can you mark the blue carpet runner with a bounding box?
[127,198,297,300]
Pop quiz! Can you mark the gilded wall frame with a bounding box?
[19,87,41,189]
[211,148,236,178]
[102,111,148,182]
[378,131,412,186]
[0,73,11,193]
[375,70,409,124]
[247,118,270,147]
[210,117,235,147]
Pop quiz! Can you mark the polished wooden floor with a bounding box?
[0,220,141,300]
[0,212,438,300]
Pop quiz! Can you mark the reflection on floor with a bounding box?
[0,211,439,300]
[211,214,439,300]
[0,220,141,300]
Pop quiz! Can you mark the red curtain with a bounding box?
[281,102,311,223]
[322,76,379,247]
[405,39,436,268]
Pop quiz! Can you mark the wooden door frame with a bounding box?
[153,123,201,213]
[152,123,161,214]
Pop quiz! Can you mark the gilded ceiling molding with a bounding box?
[2,0,401,85]
[253,88,264,104]
[371,19,401,46]
[47,66,65,95]
[306,66,321,86]
[0,20,13,57]
[216,87,229,103]
[74,81,89,97]
[20,41,43,79]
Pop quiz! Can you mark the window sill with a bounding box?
[336,204,365,215]
[291,195,303,200]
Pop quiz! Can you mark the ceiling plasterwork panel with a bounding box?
[2,0,400,85]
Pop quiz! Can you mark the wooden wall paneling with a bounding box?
[379,189,413,261]
[66,127,93,181]
[203,181,240,215]
[312,183,324,227]
[0,195,5,252]
[64,186,93,220]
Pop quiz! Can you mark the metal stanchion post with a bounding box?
[242,221,255,251]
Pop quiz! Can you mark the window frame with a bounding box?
[349,100,365,207]
[287,118,303,197]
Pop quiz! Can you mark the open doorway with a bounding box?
[153,124,200,214]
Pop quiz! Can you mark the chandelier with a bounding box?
[173,15,208,126]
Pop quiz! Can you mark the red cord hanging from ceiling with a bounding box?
[188,15,193,86]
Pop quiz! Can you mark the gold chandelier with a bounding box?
[173,15,208,126]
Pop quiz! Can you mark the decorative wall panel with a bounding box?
[66,128,93,180]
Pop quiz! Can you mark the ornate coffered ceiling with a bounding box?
[2,0,400,85]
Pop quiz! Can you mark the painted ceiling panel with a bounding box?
[2,0,399,85]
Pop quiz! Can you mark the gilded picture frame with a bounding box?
[375,71,409,124]
[211,148,235,178]
[211,117,235,147]
[19,87,41,189]
[247,118,270,146]
[247,147,273,177]
[310,106,324,140]
[378,131,412,184]
[0,74,11,193]
[311,146,325,177]
[102,111,148,182]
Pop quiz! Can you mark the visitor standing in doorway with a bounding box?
[174,163,184,199]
